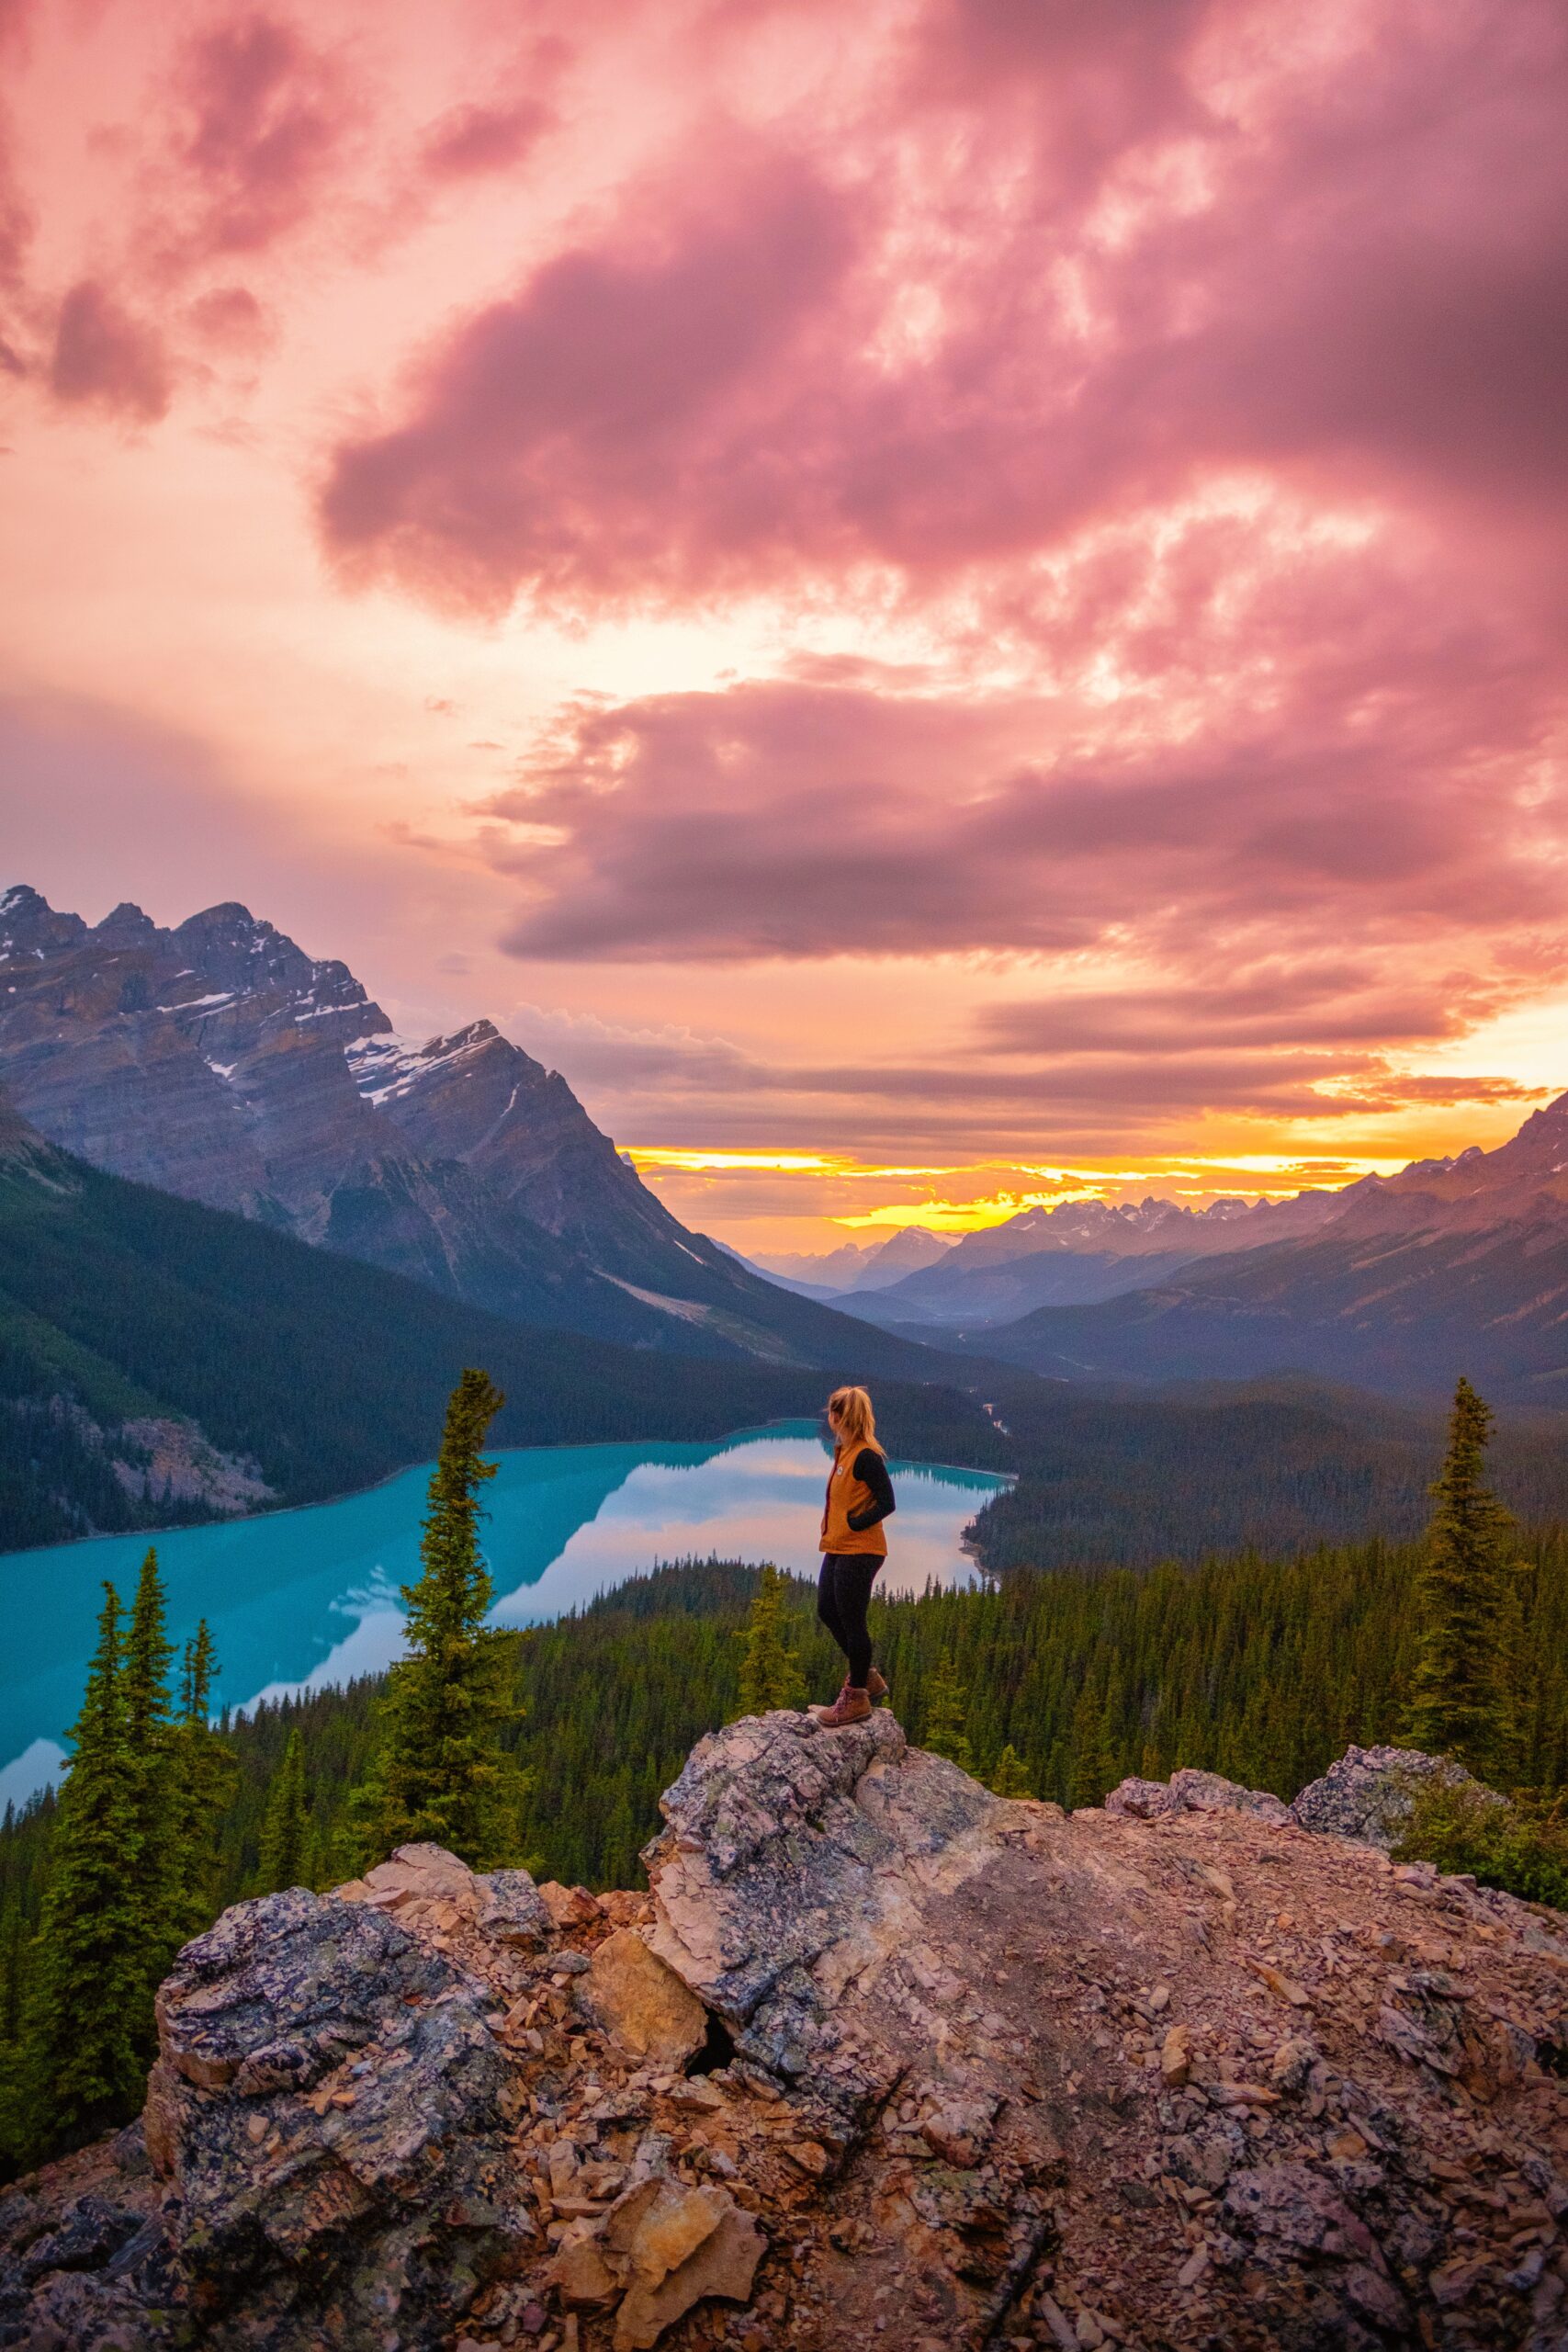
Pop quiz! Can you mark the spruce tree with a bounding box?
[1069,1669,1120,1808]
[169,1621,238,1940]
[732,1565,803,1716]
[990,1744,1032,1799]
[257,1729,310,1893]
[121,1549,180,2022]
[1405,1379,1520,1783]
[922,1651,973,1770]
[18,1584,145,2152]
[355,1370,526,1869]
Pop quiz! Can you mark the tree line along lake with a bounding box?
[0,1422,1009,1809]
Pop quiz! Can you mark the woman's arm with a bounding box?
[846,1448,896,1532]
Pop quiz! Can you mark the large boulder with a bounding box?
[641,1709,998,2096]
[1289,1744,1502,1850]
[145,1886,535,2337]
[7,1721,1568,2352]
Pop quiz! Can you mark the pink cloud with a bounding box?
[186,282,274,355]
[315,0,1568,620]
[484,513,1564,972]
[320,146,856,613]
[170,12,353,261]
[49,280,172,421]
[421,99,552,181]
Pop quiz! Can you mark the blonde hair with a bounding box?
[827,1385,884,1456]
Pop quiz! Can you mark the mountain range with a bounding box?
[840,1189,1345,1328]
[957,1095,1568,1402]
[5,878,1563,1428]
[0,887,929,1374]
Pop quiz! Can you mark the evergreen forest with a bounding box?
[3,1368,1563,2180]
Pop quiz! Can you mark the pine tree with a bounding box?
[257,1729,310,1894]
[354,1370,526,1869]
[17,1584,144,2152]
[732,1565,803,1717]
[1405,1379,1520,1782]
[1070,1668,1121,1808]
[922,1651,973,1770]
[990,1744,1032,1799]
[169,1622,238,1940]
[121,1549,180,2025]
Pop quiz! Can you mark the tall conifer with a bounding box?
[355,1370,525,1868]
[922,1651,973,1770]
[732,1565,803,1716]
[1405,1379,1519,1781]
[18,1584,144,2150]
[169,1621,237,1939]
[257,1728,310,1893]
[122,1549,179,2013]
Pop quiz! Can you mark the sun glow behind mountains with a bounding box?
[626,1146,1422,1240]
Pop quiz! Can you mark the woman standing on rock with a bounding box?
[811,1385,897,1726]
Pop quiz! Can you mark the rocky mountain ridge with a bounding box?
[850,1101,1568,1337]
[0,888,928,1372]
[5,1718,1565,2351]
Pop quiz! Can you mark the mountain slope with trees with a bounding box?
[0,1100,1000,1553]
[0,886,939,1371]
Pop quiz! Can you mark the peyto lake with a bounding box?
[0,1422,1008,1808]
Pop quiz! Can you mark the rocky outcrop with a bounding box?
[5,1731,1568,2351]
[1290,1745,1505,1852]
[111,1416,275,1515]
[1106,1766,1292,1826]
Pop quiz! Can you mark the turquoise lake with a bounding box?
[0,1422,1008,1808]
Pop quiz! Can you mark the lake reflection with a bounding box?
[0,1422,1008,1805]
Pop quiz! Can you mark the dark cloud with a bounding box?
[421,99,552,180]
[484,630,1564,974]
[319,147,856,613]
[50,281,173,422]
[316,1,1568,618]
[171,13,352,260]
[977,974,1483,1057]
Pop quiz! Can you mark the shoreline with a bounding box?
[0,1416,817,1563]
[0,1417,1014,1566]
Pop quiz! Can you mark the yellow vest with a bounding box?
[819,1446,888,1557]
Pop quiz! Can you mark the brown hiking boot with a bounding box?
[810,1681,873,1727]
[867,1668,889,1702]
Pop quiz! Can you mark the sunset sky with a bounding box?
[3,0,1564,1251]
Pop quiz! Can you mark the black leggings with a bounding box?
[818,1553,880,1687]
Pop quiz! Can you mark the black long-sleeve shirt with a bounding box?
[845,1447,896,1534]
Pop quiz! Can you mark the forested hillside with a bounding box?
[5,1528,1562,2009]
[0,1130,1001,1552]
[967,1373,1568,1570]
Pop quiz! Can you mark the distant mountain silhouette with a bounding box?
[848,1190,1345,1328]
[959,1092,1568,1400]
[747,1225,956,1299]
